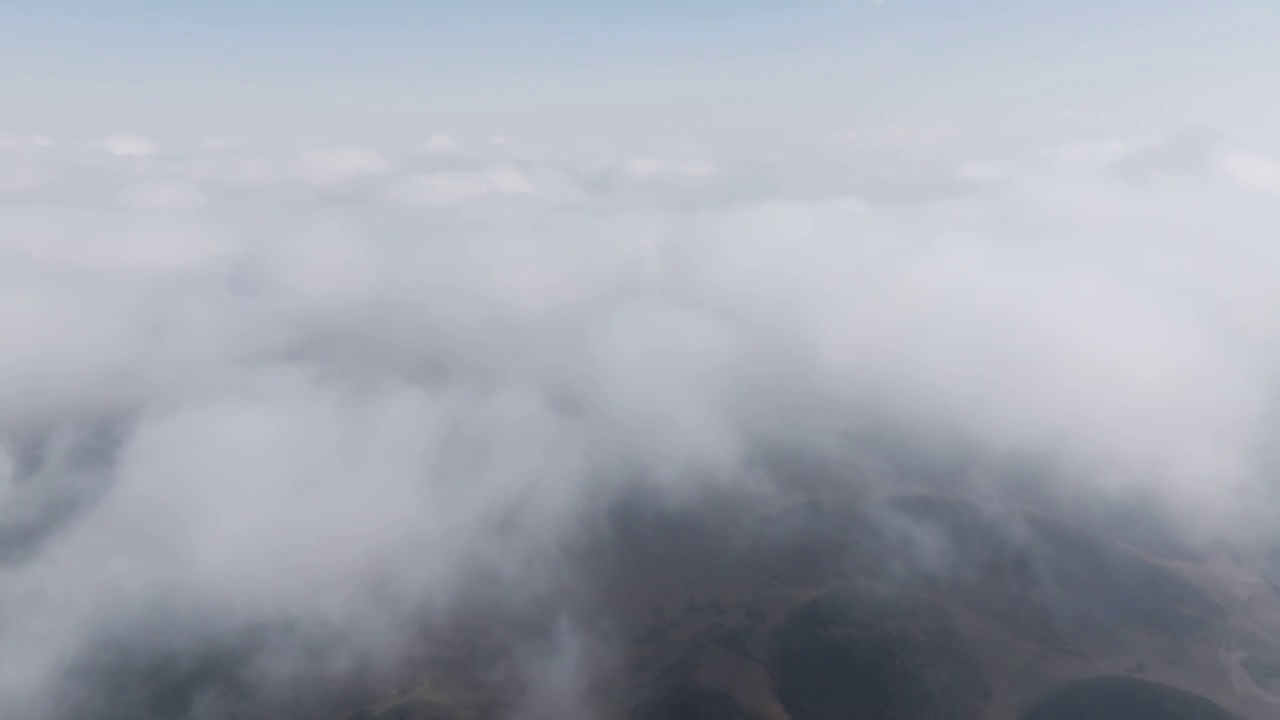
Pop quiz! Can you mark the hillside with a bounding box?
[344,487,1280,720]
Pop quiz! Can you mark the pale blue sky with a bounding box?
[1,1,1277,143]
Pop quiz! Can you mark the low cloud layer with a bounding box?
[1,124,1280,717]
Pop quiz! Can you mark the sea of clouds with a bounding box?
[2,122,1280,717]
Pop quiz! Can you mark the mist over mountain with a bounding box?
[2,118,1280,720]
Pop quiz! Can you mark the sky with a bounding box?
[5,2,1280,718]
[2,2,1278,142]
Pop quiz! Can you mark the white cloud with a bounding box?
[422,134,461,154]
[1,124,1280,717]
[292,147,392,186]
[0,206,233,273]
[1218,150,1280,196]
[180,152,279,189]
[117,180,208,210]
[95,134,158,157]
[622,156,718,181]
[260,223,382,309]
[388,164,541,207]
[0,133,54,150]
[198,137,235,150]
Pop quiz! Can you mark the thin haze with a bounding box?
[2,3,1278,140]
[1,2,1280,718]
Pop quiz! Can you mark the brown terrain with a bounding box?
[342,480,1280,720]
[59,468,1280,720]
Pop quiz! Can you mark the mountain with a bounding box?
[342,484,1280,720]
[53,470,1280,720]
